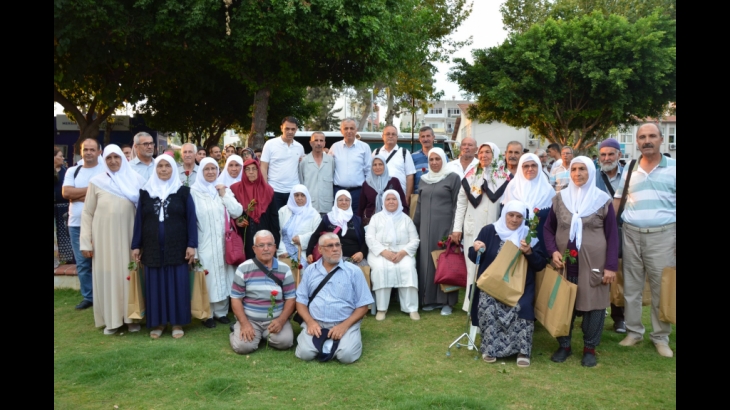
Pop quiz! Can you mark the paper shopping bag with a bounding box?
[279,256,302,288]
[359,265,371,290]
[534,265,577,337]
[476,241,527,307]
[440,284,462,293]
[659,266,676,324]
[127,267,145,320]
[190,269,211,320]
[431,249,445,269]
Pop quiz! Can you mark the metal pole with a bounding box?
[370,88,374,132]
[410,96,415,152]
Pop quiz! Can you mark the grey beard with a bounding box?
[601,161,618,172]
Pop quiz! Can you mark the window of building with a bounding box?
[667,126,676,144]
[620,132,633,143]
[429,123,439,129]
[447,108,461,116]
[428,108,443,114]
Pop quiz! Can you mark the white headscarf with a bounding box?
[143,154,182,221]
[420,148,454,185]
[327,190,354,236]
[283,185,319,238]
[493,200,536,248]
[380,189,405,245]
[560,156,611,250]
[90,144,146,207]
[216,154,243,187]
[190,157,220,199]
[365,155,391,213]
[502,153,555,216]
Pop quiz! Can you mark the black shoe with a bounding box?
[202,318,216,328]
[75,300,93,310]
[550,347,572,363]
[582,351,597,367]
[229,324,235,333]
[216,316,231,324]
[613,320,627,334]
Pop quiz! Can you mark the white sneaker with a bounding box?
[409,312,420,320]
[103,327,118,335]
[375,311,386,321]
[127,323,141,332]
[441,306,453,316]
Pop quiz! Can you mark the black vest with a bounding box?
[139,186,191,267]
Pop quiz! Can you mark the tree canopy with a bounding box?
[449,11,676,150]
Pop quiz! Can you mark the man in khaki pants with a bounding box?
[613,123,676,357]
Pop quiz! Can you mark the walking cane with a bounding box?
[446,247,484,358]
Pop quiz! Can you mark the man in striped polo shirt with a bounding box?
[229,230,297,354]
[613,123,676,358]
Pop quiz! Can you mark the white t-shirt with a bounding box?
[261,136,305,193]
[445,158,478,179]
[372,145,416,194]
[62,163,105,227]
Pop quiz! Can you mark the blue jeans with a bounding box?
[69,226,93,302]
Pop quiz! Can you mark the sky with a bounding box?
[433,0,509,100]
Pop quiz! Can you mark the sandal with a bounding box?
[172,326,184,339]
[150,326,165,339]
[516,354,531,368]
[482,354,497,363]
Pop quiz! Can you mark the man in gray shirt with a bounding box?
[129,132,156,181]
[299,132,335,214]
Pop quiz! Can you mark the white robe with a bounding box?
[365,212,420,291]
[452,176,504,312]
[191,188,243,303]
[277,206,322,262]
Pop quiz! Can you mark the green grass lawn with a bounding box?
[54,288,675,409]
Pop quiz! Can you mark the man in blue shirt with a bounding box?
[295,233,373,363]
[329,119,371,213]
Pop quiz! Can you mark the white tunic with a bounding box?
[365,212,420,291]
[191,188,243,303]
[277,206,322,261]
[452,172,505,312]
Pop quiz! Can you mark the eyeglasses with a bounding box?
[254,243,275,249]
[320,243,342,249]
[137,142,154,147]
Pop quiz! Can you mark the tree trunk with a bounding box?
[384,89,397,126]
[357,94,371,132]
[104,119,113,147]
[74,123,102,156]
[248,87,270,150]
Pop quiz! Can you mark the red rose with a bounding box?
[421,168,427,172]
[204,269,209,275]
[126,276,130,281]
[533,208,540,214]
[298,264,303,270]
[271,290,279,296]
[185,170,191,176]
[570,249,578,258]
[437,241,443,247]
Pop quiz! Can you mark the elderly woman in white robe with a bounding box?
[80,144,146,335]
[365,190,421,321]
[190,158,243,328]
[277,184,322,273]
[217,154,244,188]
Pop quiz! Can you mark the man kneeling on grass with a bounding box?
[295,233,374,363]
[229,230,296,354]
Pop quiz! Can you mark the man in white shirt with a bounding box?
[445,137,478,179]
[261,116,306,212]
[372,125,416,205]
[62,138,105,310]
[129,132,156,181]
[178,143,198,186]
[504,140,523,177]
[329,118,371,213]
[535,148,551,182]
[550,146,573,191]
[299,132,335,214]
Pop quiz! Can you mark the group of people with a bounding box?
[54,118,675,365]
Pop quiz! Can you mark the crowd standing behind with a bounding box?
[58,119,675,366]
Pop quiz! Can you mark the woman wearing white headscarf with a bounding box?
[413,147,462,315]
[452,142,511,315]
[131,154,198,339]
[366,190,421,321]
[543,156,619,367]
[190,157,243,328]
[502,153,556,257]
[469,200,548,367]
[357,155,408,224]
[306,190,368,265]
[277,184,322,270]
[217,154,244,188]
[80,144,146,335]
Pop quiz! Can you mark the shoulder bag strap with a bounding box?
[600,172,616,197]
[384,148,399,164]
[251,258,284,289]
[307,266,341,307]
[616,159,637,223]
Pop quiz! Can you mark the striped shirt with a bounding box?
[614,155,676,228]
[296,259,374,323]
[231,258,296,321]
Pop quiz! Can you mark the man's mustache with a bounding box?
[642,143,654,149]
